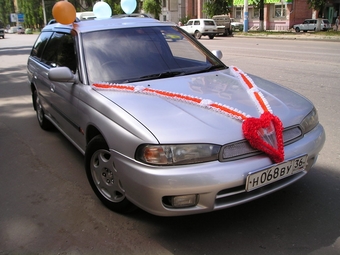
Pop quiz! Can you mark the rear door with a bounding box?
[309,20,317,30]
[28,31,54,117]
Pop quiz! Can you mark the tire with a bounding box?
[33,90,52,130]
[295,27,300,33]
[194,30,202,39]
[85,135,136,214]
[208,35,215,39]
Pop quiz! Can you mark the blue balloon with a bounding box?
[93,1,112,19]
[121,0,137,15]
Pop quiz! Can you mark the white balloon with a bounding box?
[93,1,112,19]
[121,0,137,15]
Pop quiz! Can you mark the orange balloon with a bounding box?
[52,1,76,25]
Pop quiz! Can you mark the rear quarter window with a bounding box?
[204,20,215,26]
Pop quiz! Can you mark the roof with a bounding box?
[43,17,171,34]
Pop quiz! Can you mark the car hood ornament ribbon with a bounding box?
[92,66,284,163]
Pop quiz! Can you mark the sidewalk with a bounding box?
[232,31,340,41]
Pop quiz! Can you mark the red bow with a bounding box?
[242,111,284,163]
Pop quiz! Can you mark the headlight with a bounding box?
[300,108,319,134]
[136,144,221,165]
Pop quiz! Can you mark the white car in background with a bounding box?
[231,18,244,31]
[180,18,217,39]
[293,19,331,32]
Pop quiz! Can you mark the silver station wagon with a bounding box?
[27,16,325,216]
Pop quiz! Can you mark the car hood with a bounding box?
[94,69,313,144]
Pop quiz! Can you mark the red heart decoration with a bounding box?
[242,111,284,163]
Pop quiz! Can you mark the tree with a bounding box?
[253,0,264,31]
[307,0,325,18]
[143,0,161,20]
[307,0,326,31]
[0,0,15,25]
[203,0,232,18]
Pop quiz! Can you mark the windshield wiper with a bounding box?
[185,64,226,75]
[124,71,184,83]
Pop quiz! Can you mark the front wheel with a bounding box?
[85,135,136,214]
[295,27,300,33]
[208,35,215,39]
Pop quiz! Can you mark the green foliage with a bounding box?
[180,16,191,25]
[0,0,15,25]
[203,0,232,18]
[143,0,161,19]
[307,0,326,17]
[3,0,134,29]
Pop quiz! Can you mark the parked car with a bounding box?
[230,18,244,31]
[7,26,17,34]
[0,20,4,39]
[27,15,325,217]
[17,26,25,34]
[293,19,332,32]
[180,18,218,39]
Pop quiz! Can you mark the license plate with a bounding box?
[246,155,308,192]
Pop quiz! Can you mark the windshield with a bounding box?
[82,26,225,84]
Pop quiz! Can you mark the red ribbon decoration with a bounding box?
[92,66,285,163]
[242,111,284,163]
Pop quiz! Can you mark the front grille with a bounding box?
[220,126,302,162]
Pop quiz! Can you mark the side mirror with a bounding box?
[48,67,78,83]
[211,50,223,60]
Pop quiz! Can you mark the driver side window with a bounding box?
[41,32,77,73]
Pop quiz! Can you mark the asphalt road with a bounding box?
[0,33,339,255]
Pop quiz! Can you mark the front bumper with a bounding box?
[112,124,325,216]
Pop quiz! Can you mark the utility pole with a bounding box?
[243,0,248,32]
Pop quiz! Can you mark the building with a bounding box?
[160,0,340,30]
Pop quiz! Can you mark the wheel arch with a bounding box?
[86,125,104,146]
[30,83,37,111]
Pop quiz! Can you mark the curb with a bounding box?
[231,33,340,41]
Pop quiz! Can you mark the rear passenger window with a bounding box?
[41,32,77,73]
[31,31,53,59]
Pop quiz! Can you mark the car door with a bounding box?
[309,20,317,30]
[28,31,54,117]
[301,20,309,31]
[39,32,83,147]
[193,20,201,32]
[186,20,194,34]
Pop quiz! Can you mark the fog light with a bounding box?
[171,195,198,208]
